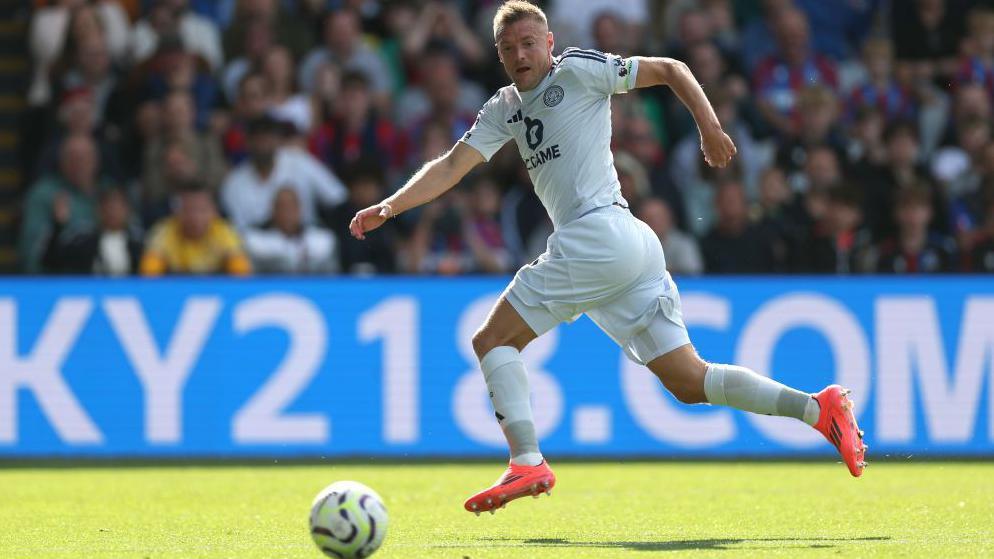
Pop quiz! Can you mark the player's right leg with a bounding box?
[464,296,556,515]
[644,345,867,477]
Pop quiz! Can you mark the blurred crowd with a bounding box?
[18,0,994,276]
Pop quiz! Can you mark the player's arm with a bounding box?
[349,142,484,240]
[632,56,736,168]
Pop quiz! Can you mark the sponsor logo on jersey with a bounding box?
[506,109,523,124]
[523,144,562,170]
[524,116,544,149]
[543,85,564,107]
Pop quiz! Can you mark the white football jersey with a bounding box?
[460,48,639,228]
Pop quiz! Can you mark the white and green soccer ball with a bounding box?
[309,481,388,559]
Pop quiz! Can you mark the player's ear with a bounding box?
[547,31,554,53]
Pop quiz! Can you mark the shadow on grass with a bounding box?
[467,536,892,552]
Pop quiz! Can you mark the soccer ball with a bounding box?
[309,481,388,559]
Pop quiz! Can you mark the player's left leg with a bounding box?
[472,296,541,467]
[464,296,556,515]
[645,344,867,477]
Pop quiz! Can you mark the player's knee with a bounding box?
[472,327,512,360]
[471,328,494,360]
[472,326,531,361]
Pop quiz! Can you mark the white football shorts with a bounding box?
[503,203,691,365]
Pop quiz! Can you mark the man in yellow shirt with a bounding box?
[140,184,251,276]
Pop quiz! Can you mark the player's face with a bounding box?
[496,19,553,91]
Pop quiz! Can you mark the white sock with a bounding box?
[480,346,543,466]
[704,363,820,426]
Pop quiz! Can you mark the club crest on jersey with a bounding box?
[543,85,565,107]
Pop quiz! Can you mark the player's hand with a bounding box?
[700,127,737,168]
[349,203,394,240]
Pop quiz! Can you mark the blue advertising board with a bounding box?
[0,277,991,457]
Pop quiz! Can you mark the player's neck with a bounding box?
[515,58,553,92]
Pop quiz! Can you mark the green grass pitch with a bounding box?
[1,461,992,558]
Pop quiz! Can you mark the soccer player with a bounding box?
[350,0,867,515]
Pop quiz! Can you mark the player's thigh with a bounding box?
[646,344,709,404]
[471,295,538,360]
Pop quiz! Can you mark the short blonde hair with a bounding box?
[493,0,548,41]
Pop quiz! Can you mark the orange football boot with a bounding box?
[464,460,556,515]
[813,385,868,477]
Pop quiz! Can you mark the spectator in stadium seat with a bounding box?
[892,0,969,85]
[142,91,226,221]
[55,32,119,126]
[223,0,313,62]
[955,8,994,98]
[244,187,338,274]
[221,115,346,230]
[138,40,218,132]
[933,83,993,156]
[845,106,888,172]
[404,47,489,125]
[401,1,485,66]
[395,46,485,140]
[309,70,407,181]
[965,187,994,271]
[20,134,113,273]
[549,0,648,53]
[325,163,398,274]
[862,121,950,241]
[261,45,314,136]
[35,87,122,181]
[41,187,143,276]
[307,61,341,133]
[873,184,957,273]
[800,145,845,194]
[739,0,791,72]
[221,17,273,103]
[28,0,130,107]
[618,114,688,232]
[299,9,392,109]
[793,0,881,63]
[847,38,916,124]
[637,197,703,276]
[752,8,838,138]
[590,11,634,57]
[932,118,992,200]
[756,165,804,269]
[701,180,778,274]
[793,186,875,274]
[662,7,715,65]
[221,73,274,165]
[405,176,512,275]
[950,143,994,248]
[679,151,744,238]
[129,0,223,72]
[775,86,847,183]
[140,140,198,226]
[140,183,251,276]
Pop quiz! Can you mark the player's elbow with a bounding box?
[656,58,690,86]
[636,57,689,88]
